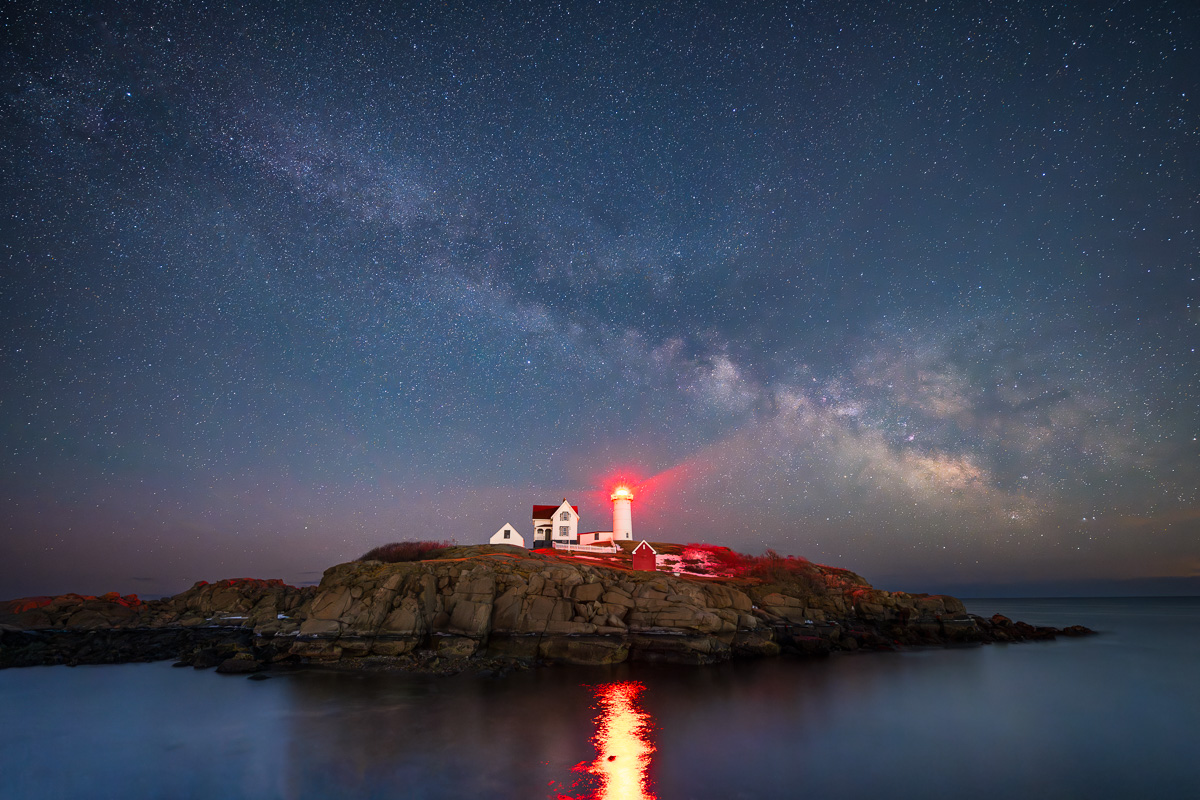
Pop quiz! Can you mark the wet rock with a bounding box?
[484,635,541,661]
[290,639,342,660]
[629,633,731,665]
[538,636,629,665]
[216,655,262,674]
[370,638,419,656]
[731,629,781,658]
[434,636,478,658]
[190,648,226,669]
[1062,625,1095,637]
[781,635,833,658]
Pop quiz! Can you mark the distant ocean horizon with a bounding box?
[2,596,1197,799]
[938,574,1200,598]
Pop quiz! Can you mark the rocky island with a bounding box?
[0,542,1093,674]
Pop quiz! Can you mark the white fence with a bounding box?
[552,542,619,555]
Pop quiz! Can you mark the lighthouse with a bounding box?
[611,485,633,541]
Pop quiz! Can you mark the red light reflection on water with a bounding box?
[578,681,656,800]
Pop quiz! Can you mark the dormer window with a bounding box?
[560,511,570,521]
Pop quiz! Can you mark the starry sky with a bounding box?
[2,0,1197,599]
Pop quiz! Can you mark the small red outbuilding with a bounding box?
[631,540,658,572]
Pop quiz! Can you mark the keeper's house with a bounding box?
[531,499,579,547]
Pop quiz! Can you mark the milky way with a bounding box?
[2,1,1196,597]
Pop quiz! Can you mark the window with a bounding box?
[560,525,569,537]
[560,511,570,521]
[503,530,510,539]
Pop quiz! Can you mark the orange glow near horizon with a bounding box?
[586,681,656,800]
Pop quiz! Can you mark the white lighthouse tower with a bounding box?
[611,485,634,541]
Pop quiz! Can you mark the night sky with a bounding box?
[2,1,1197,599]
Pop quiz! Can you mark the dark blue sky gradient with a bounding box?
[2,0,1196,597]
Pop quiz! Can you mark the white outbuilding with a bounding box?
[490,523,525,548]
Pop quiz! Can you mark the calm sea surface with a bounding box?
[1,597,1197,799]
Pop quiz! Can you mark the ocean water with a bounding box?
[1,597,1197,800]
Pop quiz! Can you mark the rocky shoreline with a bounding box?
[0,545,1094,675]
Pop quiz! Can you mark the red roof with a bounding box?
[532,504,579,519]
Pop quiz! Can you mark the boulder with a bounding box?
[780,635,833,658]
[601,590,635,608]
[731,629,780,658]
[573,582,605,603]
[290,640,343,660]
[216,655,262,674]
[761,592,802,608]
[539,636,629,665]
[434,636,478,658]
[447,599,491,636]
[485,635,541,661]
[381,598,425,635]
[298,618,341,636]
[762,604,809,624]
[308,587,355,622]
[370,638,419,656]
[629,633,731,665]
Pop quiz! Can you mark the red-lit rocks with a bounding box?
[0,592,145,630]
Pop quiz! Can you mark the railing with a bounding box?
[552,542,619,554]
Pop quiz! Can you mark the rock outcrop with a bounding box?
[0,579,312,634]
[0,546,1093,672]
[288,550,767,666]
